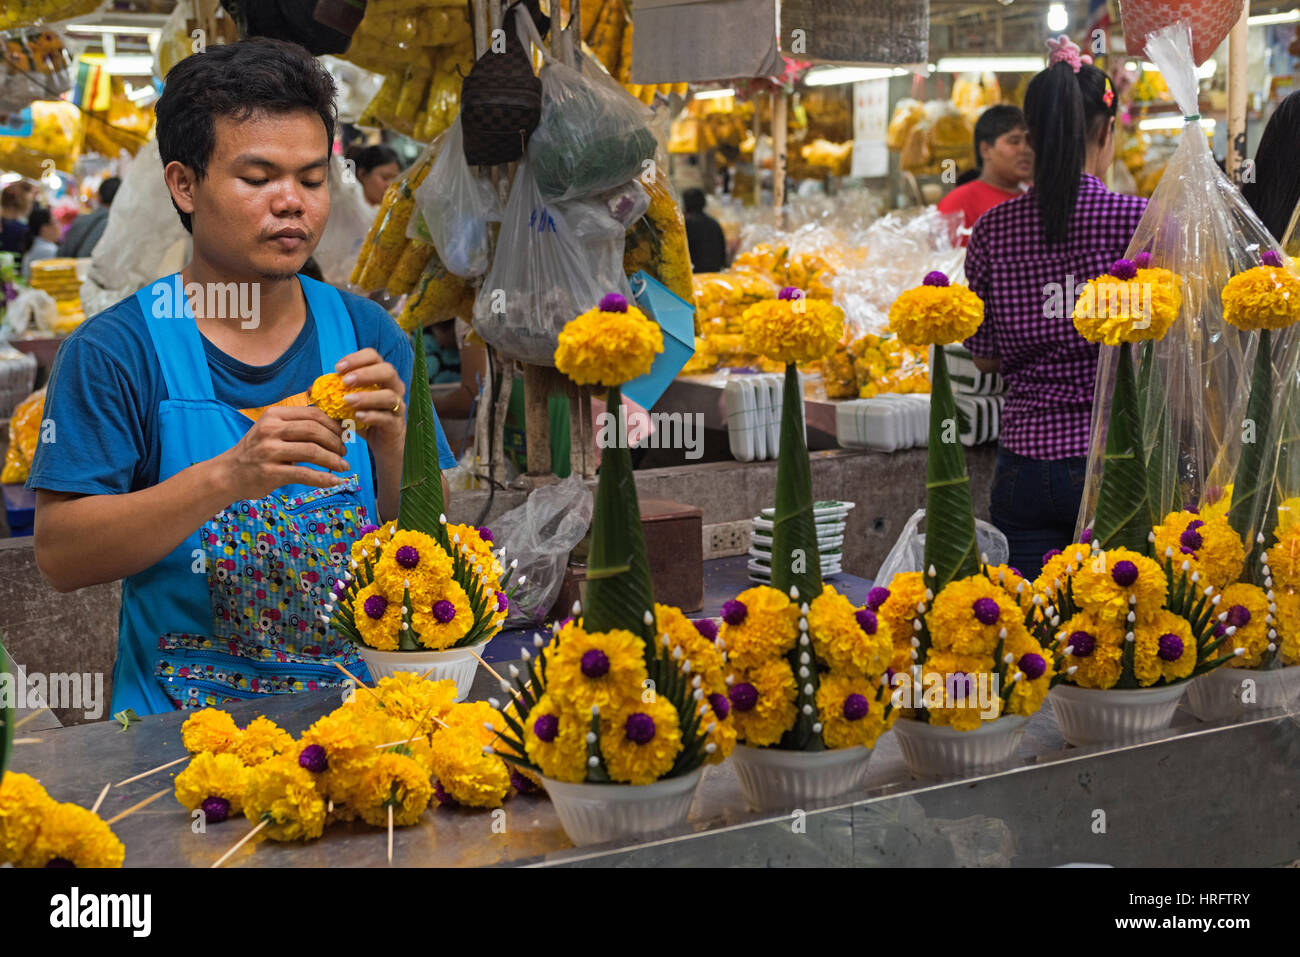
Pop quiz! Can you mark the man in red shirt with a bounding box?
[937,105,1032,246]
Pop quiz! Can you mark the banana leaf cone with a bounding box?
[579,384,657,640]
[1228,328,1277,582]
[1093,341,1152,554]
[924,346,980,592]
[1,634,13,780]
[397,328,447,543]
[770,363,823,604]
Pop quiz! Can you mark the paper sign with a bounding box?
[851,77,890,178]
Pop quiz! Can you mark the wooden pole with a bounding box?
[772,90,788,218]
[751,101,762,206]
[1227,5,1249,185]
[523,364,554,477]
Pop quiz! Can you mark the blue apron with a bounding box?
[112,273,376,715]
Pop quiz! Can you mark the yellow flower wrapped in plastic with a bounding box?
[888,271,984,346]
[181,708,240,755]
[242,754,327,842]
[309,372,381,421]
[1151,509,1245,591]
[554,293,664,387]
[174,752,251,822]
[19,802,125,869]
[600,697,683,785]
[740,286,844,364]
[1072,254,1181,345]
[1221,250,1300,331]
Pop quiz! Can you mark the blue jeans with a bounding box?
[988,447,1088,583]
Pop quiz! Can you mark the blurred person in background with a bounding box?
[21,206,61,279]
[1,181,37,255]
[1242,90,1300,251]
[345,142,401,207]
[58,176,121,259]
[938,105,1032,245]
[682,187,726,273]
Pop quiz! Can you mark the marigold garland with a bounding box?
[181,708,240,755]
[887,271,984,346]
[554,293,664,386]
[242,754,327,842]
[1221,252,1300,332]
[309,372,381,421]
[174,752,251,820]
[19,802,125,869]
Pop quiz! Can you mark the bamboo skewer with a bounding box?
[12,737,42,745]
[115,754,188,788]
[332,660,385,707]
[89,781,111,815]
[212,818,269,868]
[14,707,49,730]
[388,805,394,864]
[105,788,170,826]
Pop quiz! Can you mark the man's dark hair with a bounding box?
[972,104,1027,171]
[682,187,707,215]
[24,206,52,255]
[155,37,337,234]
[1243,90,1300,244]
[98,176,121,207]
[345,143,400,177]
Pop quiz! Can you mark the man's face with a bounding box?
[171,109,330,281]
[982,127,1033,185]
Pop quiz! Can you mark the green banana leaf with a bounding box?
[770,363,823,603]
[398,328,446,542]
[0,632,12,781]
[1094,341,1151,554]
[581,384,657,640]
[1229,328,1275,581]
[924,347,979,591]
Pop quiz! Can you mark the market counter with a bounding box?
[11,665,1300,867]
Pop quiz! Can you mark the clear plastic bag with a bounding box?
[874,508,1009,588]
[312,154,376,287]
[472,157,634,366]
[413,116,501,279]
[492,474,594,627]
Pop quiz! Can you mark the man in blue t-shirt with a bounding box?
[26,39,457,715]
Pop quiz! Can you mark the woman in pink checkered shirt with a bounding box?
[963,43,1147,581]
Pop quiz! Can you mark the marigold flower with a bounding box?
[174,752,250,819]
[926,575,1020,658]
[355,752,433,826]
[1153,509,1244,591]
[19,802,124,868]
[545,623,648,713]
[808,584,893,678]
[741,287,845,363]
[815,673,892,748]
[1071,547,1167,626]
[233,717,295,766]
[554,293,664,386]
[429,730,510,807]
[181,708,240,755]
[1215,583,1271,669]
[410,580,474,650]
[0,772,54,864]
[600,696,683,785]
[719,585,800,672]
[242,754,327,842]
[1055,611,1127,689]
[523,693,588,783]
[887,271,984,346]
[728,658,798,746]
[351,581,403,651]
[1071,259,1181,344]
[1133,610,1196,686]
[1221,252,1300,332]
[310,372,380,421]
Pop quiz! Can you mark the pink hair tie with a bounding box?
[1046,34,1091,73]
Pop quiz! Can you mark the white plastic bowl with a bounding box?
[1185,665,1300,722]
[354,640,487,701]
[892,714,1028,778]
[540,769,703,847]
[1050,682,1187,747]
[730,744,873,812]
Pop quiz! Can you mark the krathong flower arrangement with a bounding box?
[489,294,733,843]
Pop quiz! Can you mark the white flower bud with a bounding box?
[643,609,654,626]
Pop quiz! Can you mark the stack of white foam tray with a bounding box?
[836,392,1003,450]
[747,500,854,582]
[724,372,804,463]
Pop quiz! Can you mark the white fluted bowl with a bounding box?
[354,640,487,700]
[540,770,703,847]
[1185,665,1300,722]
[892,715,1028,778]
[1050,682,1187,747]
[730,744,873,812]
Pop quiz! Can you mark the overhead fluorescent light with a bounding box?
[1047,3,1069,32]
[64,23,162,36]
[803,66,909,87]
[1139,116,1216,132]
[99,55,156,76]
[935,56,1046,73]
[693,88,735,100]
[1248,10,1300,26]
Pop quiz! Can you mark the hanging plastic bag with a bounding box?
[492,474,594,627]
[312,154,376,287]
[413,116,501,279]
[874,508,1010,589]
[473,157,634,366]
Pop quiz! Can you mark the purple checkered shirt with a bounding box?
[964,174,1147,459]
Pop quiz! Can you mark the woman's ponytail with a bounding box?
[1024,61,1086,245]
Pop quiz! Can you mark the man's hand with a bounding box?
[215,405,350,502]
[335,348,406,458]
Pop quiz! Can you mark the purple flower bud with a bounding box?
[972,597,1001,626]
[1008,567,1022,577]
[1133,251,1152,269]
[363,594,389,620]
[477,526,494,542]
[510,768,540,794]
[433,779,458,807]
[1042,549,1063,564]
[1186,505,1200,515]
[1069,631,1096,657]
[1226,604,1251,628]
[1157,633,1184,662]
[580,649,610,678]
[1180,546,1197,556]
[432,599,457,624]
[599,292,629,313]
[395,545,420,569]
[496,591,509,612]
[559,616,574,629]
[855,608,879,634]
[1111,560,1139,587]
[1018,653,1047,680]
[358,524,379,536]
[1180,528,1203,550]
[842,693,870,721]
[729,682,759,712]
[625,712,657,745]
[721,599,748,626]
[708,692,730,719]
[201,796,232,823]
[1111,258,1137,281]
[533,713,559,742]
[693,618,719,642]
[922,271,949,287]
[777,285,803,300]
[866,586,891,610]
[1080,528,1094,544]
[1187,518,1205,531]
[1262,250,1284,268]
[298,744,328,774]
[1214,623,1227,638]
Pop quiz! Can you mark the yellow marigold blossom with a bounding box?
[719,585,800,673]
[298,709,384,805]
[887,274,984,346]
[600,696,682,785]
[233,716,295,766]
[876,571,928,654]
[545,623,648,713]
[985,563,1032,609]
[1152,509,1245,592]
[309,372,380,421]
[554,295,664,387]
[1133,610,1196,686]
[728,658,798,746]
[808,584,892,678]
[1217,582,1271,670]
[410,580,474,650]
[428,731,511,807]
[1032,543,1094,601]
[19,803,124,869]
[441,700,506,750]
[915,651,1000,731]
[697,692,738,765]
[815,673,891,749]
[351,581,402,651]
[655,603,728,697]
[373,672,458,737]
[350,532,383,569]
[373,530,454,603]
[927,575,1020,658]
[355,752,433,826]
[174,751,250,816]
[1267,524,1300,592]
[1055,611,1127,689]
[181,708,240,755]
[1276,497,1300,533]
[1200,484,1233,523]
[1002,626,1054,717]
[1072,263,1181,344]
[243,754,327,842]
[523,693,588,783]
[1221,256,1300,331]
[1275,589,1300,666]
[0,772,54,864]
[740,292,845,363]
[1072,547,1167,625]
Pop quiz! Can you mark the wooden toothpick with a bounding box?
[12,737,42,745]
[89,781,111,815]
[211,818,269,868]
[333,660,385,707]
[13,707,49,730]
[105,788,170,826]
[115,754,188,788]
[387,805,394,864]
